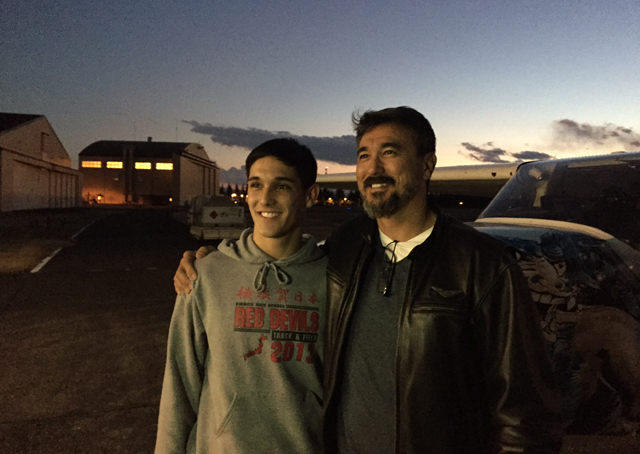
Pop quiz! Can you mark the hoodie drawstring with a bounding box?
[254,262,292,293]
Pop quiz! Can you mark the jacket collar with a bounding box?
[407,199,448,259]
[358,196,448,256]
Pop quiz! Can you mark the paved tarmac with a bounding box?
[1,207,637,453]
[0,209,202,454]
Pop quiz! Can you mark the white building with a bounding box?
[0,113,83,212]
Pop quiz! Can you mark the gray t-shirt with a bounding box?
[336,239,411,453]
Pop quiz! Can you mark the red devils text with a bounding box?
[235,307,319,332]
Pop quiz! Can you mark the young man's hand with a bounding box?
[173,246,216,294]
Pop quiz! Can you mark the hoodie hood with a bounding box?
[218,228,325,292]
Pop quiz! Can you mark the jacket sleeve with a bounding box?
[155,293,208,454]
[475,262,563,454]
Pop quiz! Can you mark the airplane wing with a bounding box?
[316,162,522,198]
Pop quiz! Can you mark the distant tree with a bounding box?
[318,188,332,204]
[347,190,361,204]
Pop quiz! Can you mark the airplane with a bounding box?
[317,161,521,198]
[318,151,640,435]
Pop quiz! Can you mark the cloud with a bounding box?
[459,142,511,163]
[511,151,554,160]
[459,143,555,163]
[552,119,640,150]
[220,166,247,185]
[185,121,357,165]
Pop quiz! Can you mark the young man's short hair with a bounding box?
[352,106,436,157]
[245,138,317,191]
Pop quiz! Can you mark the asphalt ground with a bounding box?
[0,208,203,454]
[0,206,638,453]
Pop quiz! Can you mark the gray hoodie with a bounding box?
[156,229,327,454]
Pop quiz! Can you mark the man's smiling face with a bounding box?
[247,156,308,244]
[356,123,435,218]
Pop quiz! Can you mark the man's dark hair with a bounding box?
[245,138,317,191]
[352,106,436,156]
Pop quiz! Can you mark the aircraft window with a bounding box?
[480,158,640,249]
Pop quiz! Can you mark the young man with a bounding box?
[155,138,326,453]
[174,108,563,453]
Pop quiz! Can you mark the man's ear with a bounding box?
[305,184,320,208]
[422,153,437,181]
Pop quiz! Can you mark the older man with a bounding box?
[322,107,561,453]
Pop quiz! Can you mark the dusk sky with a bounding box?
[2,0,639,173]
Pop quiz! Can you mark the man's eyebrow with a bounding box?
[247,176,297,183]
[273,177,297,183]
[357,141,402,154]
[380,141,402,149]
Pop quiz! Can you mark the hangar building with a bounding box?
[79,139,219,206]
[0,113,83,212]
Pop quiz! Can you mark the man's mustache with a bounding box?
[363,175,396,188]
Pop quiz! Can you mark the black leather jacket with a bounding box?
[323,205,563,454]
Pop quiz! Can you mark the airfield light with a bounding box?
[96,194,103,202]
[459,201,464,206]
[169,197,173,202]
[231,193,237,198]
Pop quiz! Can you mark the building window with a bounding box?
[82,161,102,168]
[135,162,152,170]
[106,161,123,169]
[156,162,173,170]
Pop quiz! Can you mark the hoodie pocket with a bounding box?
[214,393,239,436]
[212,390,323,451]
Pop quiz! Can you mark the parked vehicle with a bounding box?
[471,152,640,434]
[189,195,245,240]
